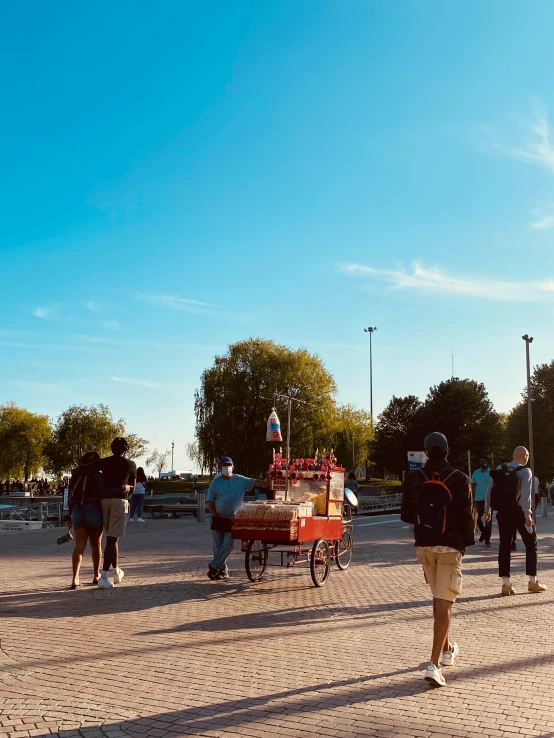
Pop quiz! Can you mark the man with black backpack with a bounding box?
[401,432,475,688]
[485,446,547,596]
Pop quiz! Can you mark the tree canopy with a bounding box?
[194,339,341,476]
[504,361,554,481]
[46,404,125,474]
[0,403,52,480]
[373,379,503,476]
[417,378,503,470]
[330,405,374,472]
[372,395,423,477]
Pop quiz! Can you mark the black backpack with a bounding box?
[69,471,103,507]
[489,465,523,512]
[415,467,458,535]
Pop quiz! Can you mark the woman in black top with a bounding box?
[68,451,104,588]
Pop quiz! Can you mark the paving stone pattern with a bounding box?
[1,512,554,738]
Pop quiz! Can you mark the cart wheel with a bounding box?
[335,529,353,570]
[310,538,331,587]
[245,540,268,582]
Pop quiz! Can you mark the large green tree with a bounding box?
[503,361,554,481]
[194,339,337,476]
[46,404,125,474]
[0,403,52,480]
[124,433,149,460]
[416,378,503,471]
[331,405,374,472]
[372,395,423,478]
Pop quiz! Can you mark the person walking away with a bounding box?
[206,457,270,581]
[345,471,360,516]
[67,452,104,588]
[485,446,547,596]
[471,457,492,547]
[129,467,147,522]
[86,437,136,588]
[401,432,475,688]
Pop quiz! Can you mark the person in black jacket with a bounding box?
[401,432,475,688]
[68,451,104,589]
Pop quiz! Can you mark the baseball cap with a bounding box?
[219,456,233,466]
[424,432,448,453]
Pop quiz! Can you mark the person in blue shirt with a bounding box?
[206,456,270,581]
[471,457,492,547]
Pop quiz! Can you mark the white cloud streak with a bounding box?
[32,307,52,319]
[497,102,554,173]
[110,376,180,392]
[530,215,554,230]
[341,261,554,302]
[139,293,224,315]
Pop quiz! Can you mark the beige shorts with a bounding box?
[416,547,463,603]
[101,498,129,538]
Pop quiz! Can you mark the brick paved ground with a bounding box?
[1,512,554,738]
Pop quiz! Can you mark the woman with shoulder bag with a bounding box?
[68,451,104,589]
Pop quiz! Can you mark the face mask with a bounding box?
[480,463,488,470]
[222,466,233,478]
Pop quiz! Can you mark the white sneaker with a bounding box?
[113,567,124,584]
[98,575,114,589]
[137,518,145,523]
[424,662,446,687]
[441,642,459,667]
[128,518,134,523]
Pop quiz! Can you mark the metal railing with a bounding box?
[0,501,63,526]
[358,492,402,514]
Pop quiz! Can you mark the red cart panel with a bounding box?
[296,516,342,542]
[231,516,342,543]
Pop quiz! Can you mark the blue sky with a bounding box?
[2,1,554,470]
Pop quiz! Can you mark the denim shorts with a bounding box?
[71,502,103,531]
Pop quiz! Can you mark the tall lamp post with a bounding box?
[364,327,377,421]
[171,440,175,473]
[522,335,539,518]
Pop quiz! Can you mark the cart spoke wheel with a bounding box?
[310,538,331,587]
[335,529,353,570]
[245,540,268,582]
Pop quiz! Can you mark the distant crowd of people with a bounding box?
[0,478,69,496]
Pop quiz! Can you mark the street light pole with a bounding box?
[171,440,175,473]
[364,327,377,421]
[522,335,539,518]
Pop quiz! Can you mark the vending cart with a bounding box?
[231,452,355,587]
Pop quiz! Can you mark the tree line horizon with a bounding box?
[2,338,552,482]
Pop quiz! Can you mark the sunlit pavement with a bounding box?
[1,511,554,738]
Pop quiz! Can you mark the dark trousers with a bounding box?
[475,500,492,543]
[497,508,537,577]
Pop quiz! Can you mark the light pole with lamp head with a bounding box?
[171,440,175,474]
[363,327,377,422]
[522,335,540,518]
[364,326,377,482]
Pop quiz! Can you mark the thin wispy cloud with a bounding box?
[103,320,121,330]
[530,215,554,230]
[496,101,554,173]
[110,376,181,392]
[139,293,224,315]
[32,306,54,319]
[86,300,100,313]
[341,261,554,302]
